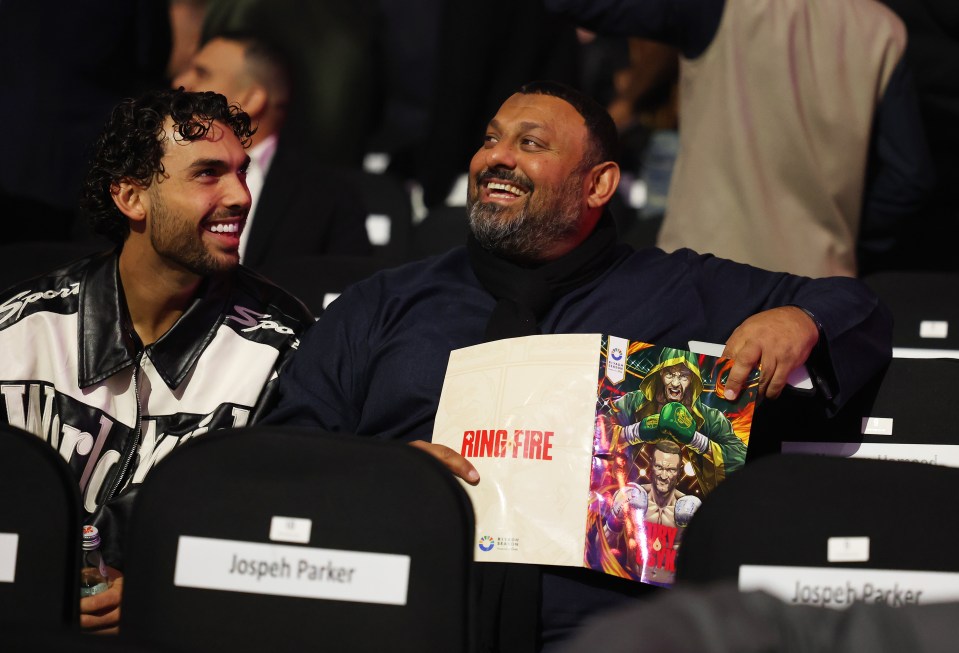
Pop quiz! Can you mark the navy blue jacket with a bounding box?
[266,243,892,648]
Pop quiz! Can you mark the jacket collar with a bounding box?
[77,250,232,390]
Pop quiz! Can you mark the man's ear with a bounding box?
[236,83,268,121]
[585,161,621,209]
[111,180,148,223]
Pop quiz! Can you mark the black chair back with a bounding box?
[862,270,959,356]
[0,424,81,628]
[0,240,108,293]
[676,454,959,582]
[410,204,470,259]
[342,169,414,265]
[750,357,959,462]
[258,254,389,315]
[120,426,475,653]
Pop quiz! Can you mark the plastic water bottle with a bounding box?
[80,525,109,597]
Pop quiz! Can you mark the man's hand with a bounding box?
[721,306,819,400]
[658,402,696,444]
[80,567,122,634]
[409,440,480,485]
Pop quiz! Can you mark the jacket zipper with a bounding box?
[103,349,144,502]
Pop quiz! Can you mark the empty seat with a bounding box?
[862,270,959,357]
[0,424,82,628]
[258,254,391,314]
[120,426,475,653]
[340,169,414,265]
[0,240,110,293]
[676,454,959,595]
[751,357,959,467]
[410,204,470,259]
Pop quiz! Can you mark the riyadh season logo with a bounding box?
[605,336,629,384]
[478,536,495,552]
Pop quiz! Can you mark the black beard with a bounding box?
[474,168,534,193]
[467,169,582,261]
[150,200,240,277]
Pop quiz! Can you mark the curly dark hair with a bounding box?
[80,88,255,244]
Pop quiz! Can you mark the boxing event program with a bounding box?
[432,334,759,587]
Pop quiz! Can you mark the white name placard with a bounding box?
[781,442,959,468]
[0,533,17,583]
[269,516,312,544]
[893,347,959,359]
[827,537,870,563]
[861,417,894,436]
[919,320,949,339]
[174,536,410,605]
[365,214,391,246]
[740,565,959,609]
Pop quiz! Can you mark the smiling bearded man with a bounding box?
[465,87,614,263]
[263,80,893,651]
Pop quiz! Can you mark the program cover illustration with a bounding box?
[587,337,759,585]
[431,334,759,587]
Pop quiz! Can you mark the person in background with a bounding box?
[200,0,379,169]
[174,31,373,270]
[546,0,935,278]
[167,0,209,80]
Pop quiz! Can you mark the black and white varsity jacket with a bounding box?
[0,249,314,565]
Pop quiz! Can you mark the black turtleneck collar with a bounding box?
[467,210,626,341]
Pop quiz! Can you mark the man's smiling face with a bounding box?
[144,118,251,276]
[466,92,593,262]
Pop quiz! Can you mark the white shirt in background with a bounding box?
[239,133,279,259]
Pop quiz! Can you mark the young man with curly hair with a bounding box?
[0,88,313,632]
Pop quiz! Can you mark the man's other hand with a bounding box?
[80,567,123,634]
[721,305,819,400]
[410,440,480,485]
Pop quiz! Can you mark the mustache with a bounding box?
[206,208,248,222]
[475,168,534,192]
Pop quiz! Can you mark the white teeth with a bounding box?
[487,181,526,196]
[208,223,239,234]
